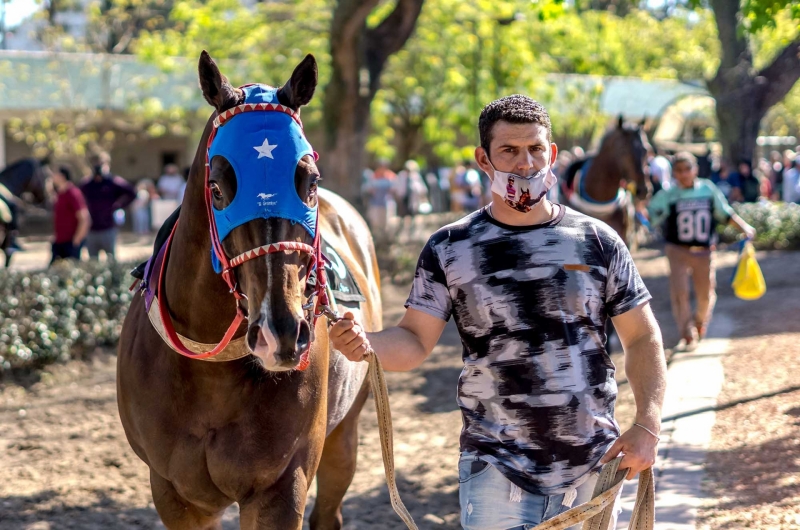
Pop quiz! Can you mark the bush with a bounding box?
[720,202,800,250]
[0,260,135,373]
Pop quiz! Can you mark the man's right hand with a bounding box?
[329,311,371,362]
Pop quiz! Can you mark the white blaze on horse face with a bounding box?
[252,323,284,370]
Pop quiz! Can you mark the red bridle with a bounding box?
[156,99,329,370]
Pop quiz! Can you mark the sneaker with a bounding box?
[675,328,699,352]
[696,324,706,341]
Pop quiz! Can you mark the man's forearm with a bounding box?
[625,333,667,432]
[366,326,429,372]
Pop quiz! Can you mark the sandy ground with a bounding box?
[0,243,797,529]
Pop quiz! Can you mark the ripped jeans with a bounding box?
[458,453,622,530]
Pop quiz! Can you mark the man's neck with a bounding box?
[488,196,555,226]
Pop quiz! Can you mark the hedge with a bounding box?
[720,201,800,250]
[0,260,134,373]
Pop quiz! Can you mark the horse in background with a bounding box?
[0,158,49,267]
[117,52,381,529]
[561,116,652,250]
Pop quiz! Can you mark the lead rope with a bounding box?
[320,294,418,530]
[321,303,653,530]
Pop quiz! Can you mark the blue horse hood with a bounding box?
[208,84,315,271]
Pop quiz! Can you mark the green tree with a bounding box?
[702,0,800,166]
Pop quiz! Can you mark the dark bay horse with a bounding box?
[562,117,652,249]
[117,52,381,529]
[0,158,48,267]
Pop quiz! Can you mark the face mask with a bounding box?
[488,160,557,213]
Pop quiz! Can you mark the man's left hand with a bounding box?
[600,425,659,480]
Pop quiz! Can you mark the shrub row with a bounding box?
[0,260,135,373]
[720,201,800,250]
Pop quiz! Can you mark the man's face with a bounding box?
[673,161,696,188]
[738,163,750,176]
[52,172,66,189]
[475,121,556,177]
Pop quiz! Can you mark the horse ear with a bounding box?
[198,51,242,113]
[617,115,624,129]
[277,54,318,111]
[640,115,647,128]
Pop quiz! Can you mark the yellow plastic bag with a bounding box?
[731,241,766,300]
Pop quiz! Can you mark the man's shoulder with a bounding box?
[560,206,619,235]
[426,209,487,247]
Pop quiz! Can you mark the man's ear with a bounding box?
[475,146,493,176]
[550,142,558,166]
[198,50,242,113]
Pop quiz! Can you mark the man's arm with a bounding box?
[329,307,447,372]
[600,302,667,479]
[73,208,90,245]
[112,177,137,210]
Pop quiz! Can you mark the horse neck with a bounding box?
[163,130,237,341]
[583,138,629,203]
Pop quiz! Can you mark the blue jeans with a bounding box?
[458,453,620,530]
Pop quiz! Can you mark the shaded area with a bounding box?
[661,384,800,423]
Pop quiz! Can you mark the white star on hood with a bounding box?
[254,138,277,159]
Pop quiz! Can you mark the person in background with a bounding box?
[157,164,185,201]
[132,179,155,234]
[458,160,483,211]
[710,160,743,202]
[51,166,90,264]
[395,160,429,221]
[731,160,760,203]
[647,152,755,352]
[783,157,800,204]
[362,162,396,238]
[80,152,136,260]
[769,150,784,201]
[648,149,673,193]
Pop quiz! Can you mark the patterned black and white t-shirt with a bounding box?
[405,205,651,495]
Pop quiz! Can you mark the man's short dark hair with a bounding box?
[479,95,552,155]
[58,166,72,181]
[673,152,697,169]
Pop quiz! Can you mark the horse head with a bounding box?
[611,115,652,201]
[198,51,320,371]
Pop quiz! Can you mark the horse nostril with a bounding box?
[296,319,310,355]
[247,323,262,352]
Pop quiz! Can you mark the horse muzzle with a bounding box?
[247,313,311,371]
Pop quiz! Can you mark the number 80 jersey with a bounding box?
[647,179,735,248]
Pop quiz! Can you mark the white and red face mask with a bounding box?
[488,161,557,213]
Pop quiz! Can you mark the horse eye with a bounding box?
[210,182,223,200]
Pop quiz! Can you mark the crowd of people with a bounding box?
[360,143,800,240]
[49,152,188,265]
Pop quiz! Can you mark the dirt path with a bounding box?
[0,247,794,529]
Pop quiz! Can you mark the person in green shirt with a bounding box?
[647,152,755,351]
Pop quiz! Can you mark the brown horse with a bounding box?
[0,158,48,267]
[117,52,380,529]
[562,116,652,249]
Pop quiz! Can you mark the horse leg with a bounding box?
[309,382,370,530]
[239,465,309,530]
[150,469,224,530]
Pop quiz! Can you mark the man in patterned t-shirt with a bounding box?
[647,152,755,351]
[332,96,667,530]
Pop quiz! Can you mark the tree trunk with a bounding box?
[708,75,768,167]
[321,0,424,208]
[708,0,800,167]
